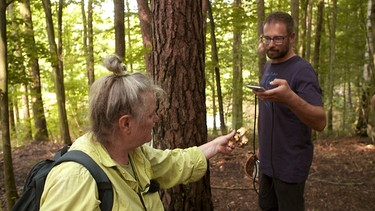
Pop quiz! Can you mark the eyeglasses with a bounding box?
[261,35,288,45]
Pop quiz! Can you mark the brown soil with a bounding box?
[1,136,375,211]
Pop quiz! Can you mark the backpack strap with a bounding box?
[54,150,113,211]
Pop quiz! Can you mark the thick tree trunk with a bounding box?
[151,0,213,209]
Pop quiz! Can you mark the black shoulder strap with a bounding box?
[55,150,113,211]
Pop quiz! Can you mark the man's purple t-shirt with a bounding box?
[258,56,323,183]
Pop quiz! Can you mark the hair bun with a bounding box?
[103,54,127,75]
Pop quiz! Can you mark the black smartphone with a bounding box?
[246,85,266,92]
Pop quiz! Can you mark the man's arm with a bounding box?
[254,78,326,131]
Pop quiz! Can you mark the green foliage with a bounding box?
[4,0,373,144]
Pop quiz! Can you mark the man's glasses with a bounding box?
[261,35,288,45]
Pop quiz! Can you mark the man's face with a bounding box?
[262,22,291,61]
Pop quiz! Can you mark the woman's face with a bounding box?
[131,92,159,145]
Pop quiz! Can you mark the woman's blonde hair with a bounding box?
[88,55,163,143]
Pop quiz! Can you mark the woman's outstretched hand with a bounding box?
[199,130,236,160]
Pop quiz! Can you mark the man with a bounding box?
[252,12,326,211]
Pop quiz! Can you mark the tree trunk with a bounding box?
[232,0,243,130]
[312,0,324,71]
[21,0,49,142]
[42,0,71,144]
[299,0,307,57]
[356,0,375,137]
[125,0,134,71]
[136,0,153,74]
[327,0,337,132]
[0,0,18,208]
[21,84,33,141]
[81,0,95,86]
[290,0,299,52]
[257,0,266,78]
[87,0,95,86]
[114,0,125,59]
[151,0,213,209]
[207,0,226,134]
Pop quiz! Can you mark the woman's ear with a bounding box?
[118,115,131,133]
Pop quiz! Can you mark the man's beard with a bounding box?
[266,43,289,60]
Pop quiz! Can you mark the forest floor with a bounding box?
[1,136,375,211]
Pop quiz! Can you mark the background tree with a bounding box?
[20,0,49,142]
[42,0,71,144]
[1,0,18,207]
[327,0,337,132]
[257,0,266,77]
[151,0,213,209]
[232,0,243,130]
[207,0,226,135]
[136,0,153,74]
[114,0,125,59]
[81,0,95,86]
[357,0,375,137]
[291,0,299,52]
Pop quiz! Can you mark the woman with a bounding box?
[40,55,236,210]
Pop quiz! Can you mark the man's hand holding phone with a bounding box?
[246,85,266,92]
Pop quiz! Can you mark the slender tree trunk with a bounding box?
[125,0,134,71]
[21,84,33,141]
[114,0,125,59]
[291,0,299,52]
[299,0,307,57]
[9,4,19,136]
[311,0,324,139]
[207,0,226,134]
[305,0,313,61]
[81,0,94,86]
[151,0,213,209]
[20,0,49,142]
[232,0,243,130]
[87,0,94,85]
[257,0,266,78]
[327,0,337,132]
[42,0,71,144]
[312,0,324,72]
[0,0,18,208]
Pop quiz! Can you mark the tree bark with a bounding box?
[327,0,337,132]
[207,0,226,134]
[256,0,266,78]
[356,0,375,136]
[232,0,243,130]
[0,0,18,208]
[114,0,125,59]
[81,0,95,86]
[20,0,49,142]
[137,0,153,74]
[291,0,299,52]
[87,0,94,86]
[42,0,71,144]
[151,0,213,209]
